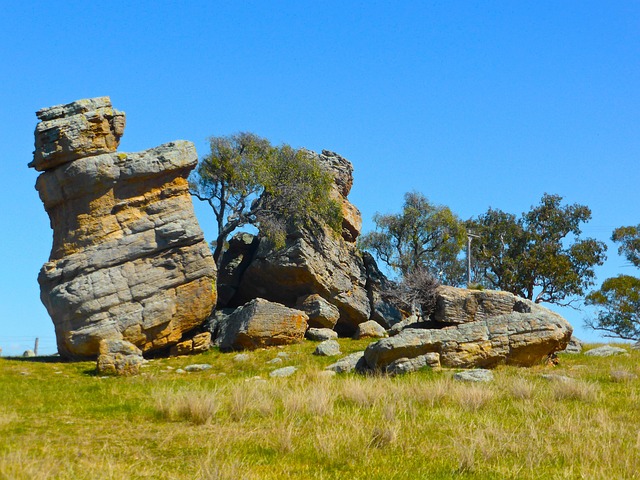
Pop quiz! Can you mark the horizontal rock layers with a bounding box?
[364,291,573,370]
[32,97,217,358]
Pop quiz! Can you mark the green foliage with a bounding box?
[468,193,607,305]
[360,191,466,284]
[586,224,640,340]
[612,224,640,268]
[190,132,341,264]
[585,275,640,340]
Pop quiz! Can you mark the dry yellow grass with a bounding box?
[1,340,639,479]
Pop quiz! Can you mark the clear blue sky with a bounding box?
[1,1,638,355]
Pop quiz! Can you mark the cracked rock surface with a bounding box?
[32,97,217,359]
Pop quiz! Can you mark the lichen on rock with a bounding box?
[31,97,217,359]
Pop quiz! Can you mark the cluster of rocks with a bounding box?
[31,97,573,376]
[31,97,217,360]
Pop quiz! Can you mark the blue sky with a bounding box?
[1,1,639,355]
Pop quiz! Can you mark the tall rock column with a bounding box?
[31,97,217,359]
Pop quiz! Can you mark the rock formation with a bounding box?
[363,289,573,370]
[32,97,217,359]
[217,150,375,335]
[210,298,307,351]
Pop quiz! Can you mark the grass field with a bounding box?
[1,339,639,479]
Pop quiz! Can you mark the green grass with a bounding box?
[1,341,639,479]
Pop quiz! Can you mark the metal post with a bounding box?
[34,337,39,356]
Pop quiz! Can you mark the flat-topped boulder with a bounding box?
[364,290,572,370]
[32,97,217,359]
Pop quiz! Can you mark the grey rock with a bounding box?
[22,350,35,358]
[211,298,308,351]
[184,364,212,372]
[276,351,290,359]
[175,368,186,374]
[364,295,572,370]
[562,336,583,354]
[32,98,217,359]
[296,294,340,329]
[362,252,404,328]
[313,340,342,357]
[353,320,387,340]
[306,328,338,342]
[387,315,421,336]
[233,353,250,362]
[217,233,259,307]
[232,226,370,335]
[385,353,441,375]
[96,339,144,376]
[432,286,531,325]
[269,366,297,378]
[454,369,494,383]
[325,351,367,374]
[267,357,283,365]
[584,345,628,357]
[632,342,640,351]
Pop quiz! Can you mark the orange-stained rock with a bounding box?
[31,97,217,359]
[212,298,307,351]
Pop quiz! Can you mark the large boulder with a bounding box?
[296,294,340,329]
[210,298,308,351]
[96,339,144,376]
[230,226,370,335]
[364,292,572,370]
[432,286,529,325]
[32,97,217,359]
[362,252,404,328]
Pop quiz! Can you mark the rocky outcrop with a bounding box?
[364,292,572,370]
[210,298,307,351]
[362,252,404,328]
[216,233,259,307]
[296,294,340,329]
[32,97,217,359]
[432,286,530,325]
[310,150,361,242]
[230,225,371,334]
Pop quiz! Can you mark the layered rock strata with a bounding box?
[32,97,217,358]
[364,293,572,370]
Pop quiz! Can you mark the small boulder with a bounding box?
[353,320,387,340]
[584,345,628,357]
[270,366,297,378]
[211,298,308,351]
[313,340,341,357]
[169,332,212,356]
[562,336,583,354]
[184,364,212,372]
[385,353,440,375]
[267,357,283,365]
[325,351,367,374]
[454,369,494,383]
[306,328,338,342]
[296,294,340,329]
[96,339,144,376]
[22,350,36,358]
[632,342,640,351]
[233,353,250,362]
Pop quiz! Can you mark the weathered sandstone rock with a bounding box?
[231,226,370,334]
[562,336,583,354]
[362,252,404,328]
[313,339,341,357]
[306,328,338,342]
[325,351,367,374]
[385,353,441,375]
[353,320,387,339]
[211,298,307,351]
[584,345,628,357]
[432,286,530,325]
[216,232,259,307]
[96,339,144,376]
[169,332,212,356]
[364,297,572,370]
[32,97,217,358]
[296,294,340,329]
